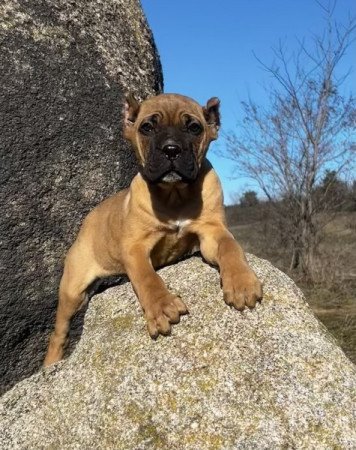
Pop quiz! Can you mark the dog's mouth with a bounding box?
[141,163,196,185]
[161,170,183,183]
[140,149,199,185]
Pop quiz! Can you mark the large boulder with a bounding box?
[0,0,163,393]
[1,255,355,449]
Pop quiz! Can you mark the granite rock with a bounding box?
[0,0,163,393]
[1,255,355,449]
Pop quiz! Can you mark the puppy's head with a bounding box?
[124,93,220,184]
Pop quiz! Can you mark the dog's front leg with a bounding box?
[123,244,188,338]
[197,224,263,310]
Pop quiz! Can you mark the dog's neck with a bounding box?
[151,182,192,207]
[140,159,212,220]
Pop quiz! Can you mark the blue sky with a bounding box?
[141,0,356,204]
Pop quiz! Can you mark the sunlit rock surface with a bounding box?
[1,255,355,449]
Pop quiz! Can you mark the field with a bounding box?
[226,206,356,363]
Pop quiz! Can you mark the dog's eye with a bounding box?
[139,122,154,134]
[187,122,202,135]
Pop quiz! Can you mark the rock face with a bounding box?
[1,255,355,449]
[0,0,163,393]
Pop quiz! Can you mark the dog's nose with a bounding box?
[163,144,182,160]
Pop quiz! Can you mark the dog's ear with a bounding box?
[124,93,140,126]
[124,93,140,141]
[203,97,220,138]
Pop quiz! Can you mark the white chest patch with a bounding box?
[169,219,192,233]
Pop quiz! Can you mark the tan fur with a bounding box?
[44,94,262,366]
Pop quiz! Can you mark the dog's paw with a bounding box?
[222,268,263,311]
[144,293,188,338]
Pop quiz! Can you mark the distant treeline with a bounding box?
[227,171,356,226]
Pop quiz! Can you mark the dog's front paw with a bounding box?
[222,268,263,311]
[144,293,188,338]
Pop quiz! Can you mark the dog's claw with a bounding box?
[175,297,189,315]
[145,294,188,338]
[147,320,159,339]
[156,315,171,334]
[162,302,181,324]
[222,269,263,311]
[224,291,245,311]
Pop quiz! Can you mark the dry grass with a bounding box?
[227,208,356,363]
[300,280,356,363]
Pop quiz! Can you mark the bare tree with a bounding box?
[224,3,356,278]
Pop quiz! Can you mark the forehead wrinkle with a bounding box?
[178,111,203,123]
[138,111,164,125]
[139,95,204,126]
[135,132,145,163]
[159,109,170,125]
[171,106,204,125]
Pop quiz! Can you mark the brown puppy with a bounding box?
[44,93,262,366]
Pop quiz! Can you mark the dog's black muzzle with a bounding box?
[141,133,199,184]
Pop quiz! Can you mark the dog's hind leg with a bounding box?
[44,246,103,367]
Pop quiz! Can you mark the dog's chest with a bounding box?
[151,218,197,268]
[168,219,192,235]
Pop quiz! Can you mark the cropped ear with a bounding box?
[203,97,220,137]
[124,93,140,127]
